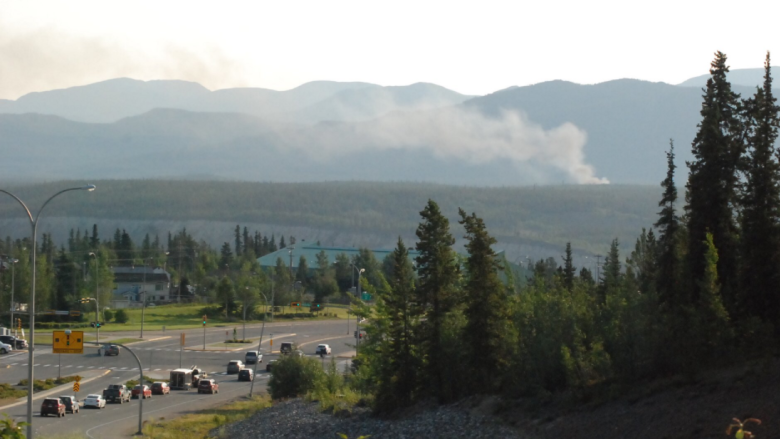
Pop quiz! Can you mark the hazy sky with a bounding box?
[1,0,777,100]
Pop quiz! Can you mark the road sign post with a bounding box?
[180,333,185,368]
[202,315,207,349]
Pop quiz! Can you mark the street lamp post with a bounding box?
[9,257,18,336]
[249,288,273,398]
[354,267,365,353]
[0,184,96,439]
[140,257,154,339]
[89,252,100,345]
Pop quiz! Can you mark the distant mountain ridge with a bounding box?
[677,67,778,89]
[0,70,773,185]
[0,78,471,123]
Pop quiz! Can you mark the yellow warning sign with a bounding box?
[53,330,84,354]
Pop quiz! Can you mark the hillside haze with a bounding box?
[0,70,770,185]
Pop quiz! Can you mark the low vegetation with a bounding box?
[139,396,271,439]
[17,376,81,392]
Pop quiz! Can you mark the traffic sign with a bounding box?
[290,302,302,307]
[53,330,84,354]
[73,382,80,392]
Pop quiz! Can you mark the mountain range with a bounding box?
[0,68,773,185]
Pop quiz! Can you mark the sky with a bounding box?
[0,0,777,100]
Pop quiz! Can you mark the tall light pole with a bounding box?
[249,288,273,398]
[355,267,365,353]
[140,256,154,338]
[89,252,100,345]
[0,184,96,439]
[9,257,18,336]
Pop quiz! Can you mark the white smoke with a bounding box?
[280,107,609,184]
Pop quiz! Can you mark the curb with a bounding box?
[184,333,296,352]
[124,336,171,345]
[0,369,112,410]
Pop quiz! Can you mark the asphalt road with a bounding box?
[0,319,358,438]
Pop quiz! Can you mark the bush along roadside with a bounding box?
[18,376,81,392]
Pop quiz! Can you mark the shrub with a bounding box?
[103,309,114,322]
[115,309,129,324]
[268,354,326,399]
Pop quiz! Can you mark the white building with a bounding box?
[111,266,171,309]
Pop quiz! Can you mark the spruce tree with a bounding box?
[90,224,99,249]
[655,141,681,308]
[296,255,309,286]
[459,209,513,394]
[375,237,419,410]
[685,51,744,308]
[562,242,576,292]
[414,199,459,402]
[739,52,780,323]
[234,225,242,256]
[220,242,234,268]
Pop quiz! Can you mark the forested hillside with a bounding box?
[0,180,662,261]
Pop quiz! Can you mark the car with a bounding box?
[244,351,262,364]
[40,398,65,417]
[293,350,305,357]
[315,344,332,356]
[0,341,12,354]
[150,382,170,395]
[266,359,277,372]
[227,360,245,374]
[197,379,219,394]
[279,342,297,354]
[0,335,27,350]
[238,369,254,382]
[58,396,79,414]
[99,344,120,356]
[132,385,152,399]
[83,394,106,409]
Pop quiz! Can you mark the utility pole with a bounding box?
[178,242,182,303]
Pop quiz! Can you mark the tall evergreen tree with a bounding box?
[562,242,575,292]
[655,141,681,308]
[375,237,419,411]
[296,255,309,286]
[280,235,286,249]
[220,242,234,269]
[242,227,250,255]
[414,200,459,401]
[459,209,513,394]
[739,52,780,323]
[234,225,242,256]
[685,51,744,308]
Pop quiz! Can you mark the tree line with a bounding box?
[349,52,780,410]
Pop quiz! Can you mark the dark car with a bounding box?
[266,359,277,372]
[58,396,79,414]
[100,344,120,356]
[238,369,254,382]
[279,342,296,354]
[0,335,28,350]
[41,398,65,417]
[197,379,219,394]
[151,382,170,395]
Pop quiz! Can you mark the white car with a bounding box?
[83,394,106,409]
[0,342,12,354]
[315,344,332,355]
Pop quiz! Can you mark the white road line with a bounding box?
[43,364,50,367]
[11,363,18,365]
[64,365,73,368]
[33,363,40,366]
[154,368,161,371]
[120,367,127,370]
[77,366,84,368]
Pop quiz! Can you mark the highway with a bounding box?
[0,319,357,438]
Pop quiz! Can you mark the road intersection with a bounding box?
[0,319,356,438]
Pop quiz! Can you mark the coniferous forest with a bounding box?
[1,52,779,414]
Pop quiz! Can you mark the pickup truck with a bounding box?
[102,384,131,403]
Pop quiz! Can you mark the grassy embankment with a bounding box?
[0,376,82,406]
[96,303,350,333]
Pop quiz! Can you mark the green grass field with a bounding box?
[96,303,350,332]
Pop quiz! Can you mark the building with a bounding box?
[256,243,421,272]
[111,266,171,309]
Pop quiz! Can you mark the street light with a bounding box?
[355,267,365,353]
[140,256,154,338]
[89,252,100,345]
[249,287,274,398]
[0,183,95,439]
[3,256,19,336]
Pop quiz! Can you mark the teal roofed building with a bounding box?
[256,243,421,271]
